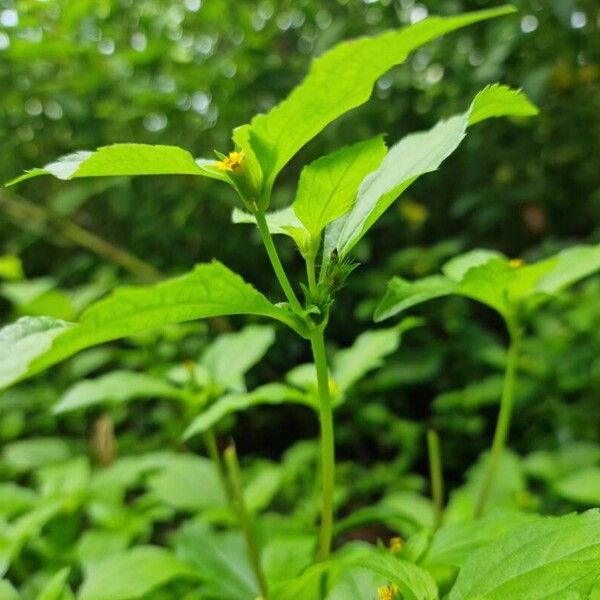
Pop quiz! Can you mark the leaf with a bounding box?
[0,580,20,600]
[0,262,308,391]
[467,82,539,125]
[232,206,303,236]
[183,383,311,440]
[200,324,276,388]
[329,85,537,261]
[332,320,421,392]
[423,510,536,568]
[53,371,189,415]
[375,244,600,323]
[448,510,600,599]
[553,467,600,506]
[77,546,196,600]
[239,6,517,190]
[145,455,227,511]
[2,438,72,473]
[7,144,212,185]
[37,568,71,600]
[292,137,387,239]
[174,522,260,600]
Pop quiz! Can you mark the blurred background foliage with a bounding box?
[1,0,600,531]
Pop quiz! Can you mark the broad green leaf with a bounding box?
[553,467,600,505]
[7,144,212,185]
[2,438,71,473]
[448,510,600,599]
[0,255,24,281]
[77,546,197,600]
[375,244,600,323]
[53,371,189,415]
[332,320,421,392]
[183,383,310,440]
[174,522,260,600]
[292,137,387,239]
[232,205,306,242]
[423,510,536,568]
[0,580,20,600]
[523,443,600,484]
[375,276,456,322]
[329,85,537,261]
[200,324,275,388]
[37,568,71,600]
[145,455,227,511]
[0,262,308,390]
[262,532,316,584]
[238,6,517,190]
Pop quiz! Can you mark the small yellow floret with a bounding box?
[389,536,404,553]
[509,258,525,268]
[216,150,245,171]
[378,585,397,600]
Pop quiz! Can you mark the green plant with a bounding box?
[2,5,600,599]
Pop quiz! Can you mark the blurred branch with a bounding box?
[0,189,232,332]
[0,188,162,282]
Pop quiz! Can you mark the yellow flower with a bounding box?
[377,585,399,600]
[509,258,524,269]
[216,150,246,172]
[389,536,404,553]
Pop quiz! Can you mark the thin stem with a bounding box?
[306,252,318,297]
[427,429,444,530]
[474,323,522,518]
[254,210,303,314]
[224,443,269,599]
[310,329,335,561]
[203,429,232,502]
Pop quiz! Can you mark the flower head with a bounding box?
[216,150,246,172]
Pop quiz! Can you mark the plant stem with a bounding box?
[474,322,522,518]
[224,443,269,599]
[427,429,444,530]
[203,429,232,502]
[310,328,335,561]
[306,252,318,297]
[254,210,303,314]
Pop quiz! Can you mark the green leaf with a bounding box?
[376,244,600,323]
[239,6,517,190]
[53,371,189,415]
[77,546,196,600]
[145,455,227,511]
[174,522,260,600]
[37,568,71,600]
[2,438,71,473]
[553,467,600,506]
[468,82,539,125]
[232,205,303,235]
[292,137,387,239]
[200,324,276,388]
[332,320,421,392]
[0,580,20,600]
[423,510,536,568]
[329,85,537,261]
[448,510,600,599]
[7,144,212,185]
[183,383,311,440]
[0,255,24,281]
[0,262,308,390]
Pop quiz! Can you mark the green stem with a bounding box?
[306,252,318,297]
[254,210,303,314]
[203,429,232,502]
[224,444,269,599]
[311,329,335,561]
[427,429,444,530]
[474,322,522,518]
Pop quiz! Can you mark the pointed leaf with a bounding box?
[53,371,189,415]
[293,137,387,239]
[77,546,196,600]
[239,6,516,189]
[0,262,308,390]
[448,510,600,599]
[183,383,311,439]
[330,85,537,260]
[7,144,212,185]
[37,568,71,600]
[201,325,276,387]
